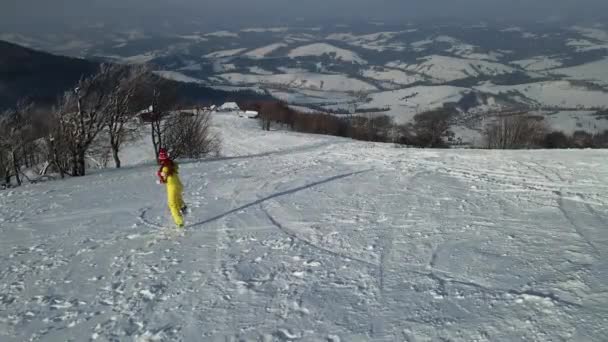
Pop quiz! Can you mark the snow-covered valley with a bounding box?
[4,22,608,146]
[1,113,607,341]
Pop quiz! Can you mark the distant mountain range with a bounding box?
[3,21,608,144]
[0,40,269,111]
[0,40,98,109]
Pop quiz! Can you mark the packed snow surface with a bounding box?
[1,113,607,341]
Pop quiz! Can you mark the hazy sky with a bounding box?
[3,0,608,33]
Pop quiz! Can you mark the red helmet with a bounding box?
[158,148,169,161]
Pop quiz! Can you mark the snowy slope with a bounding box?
[389,55,518,83]
[362,85,468,122]
[204,31,239,38]
[243,43,287,58]
[475,81,608,108]
[326,31,407,51]
[409,36,502,61]
[288,43,367,64]
[511,56,564,71]
[204,48,247,58]
[241,27,289,33]
[1,113,607,341]
[154,70,205,84]
[361,67,426,86]
[544,111,608,134]
[552,57,608,86]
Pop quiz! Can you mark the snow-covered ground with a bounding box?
[154,71,206,84]
[511,56,564,71]
[288,43,367,64]
[204,48,247,59]
[544,111,608,134]
[388,55,518,83]
[243,43,287,58]
[361,68,426,86]
[475,81,608,108]
[1,113,608,341]
[552,57,608,86]
[217,72,377,92]
[362,86,468,122]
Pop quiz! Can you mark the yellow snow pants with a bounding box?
[167,182,185,227]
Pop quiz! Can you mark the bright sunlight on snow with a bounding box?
[1,113,607,341]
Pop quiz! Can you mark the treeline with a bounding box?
[240,101,608,150]
[239,101,455,147]
[1,64,220,188]
[483,114,608,149]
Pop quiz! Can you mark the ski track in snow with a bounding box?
[1,113,607,341]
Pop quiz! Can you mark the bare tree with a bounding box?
[164,109,221,159]
[104,65,150,168]
[0,101,37,186]
[146,81,179,162]
[412,108,454,147]
[55,64,117,176]
[484,114,547,149]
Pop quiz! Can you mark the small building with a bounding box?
[218,102,240,112]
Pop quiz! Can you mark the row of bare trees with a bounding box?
[240,101,456,147]
[483,114,547,149]
[246,100,608,150]
[1,64,220,188]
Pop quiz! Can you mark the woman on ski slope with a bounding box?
[157,148,187,228]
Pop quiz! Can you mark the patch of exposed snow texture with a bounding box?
[1,112,607,341]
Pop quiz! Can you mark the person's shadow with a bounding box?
[187,169,371,228]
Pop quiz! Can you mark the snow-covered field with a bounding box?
[1,113,608,341]
[361,68,425,86]
[217,73,377,92]
[243,44,287,58]
[362,86,468,122]
[288,43,367,64]
[475,81,608,108]
[204,48,247,59]
[154,71,206,84]
[511,56,564,71]
[552,57,608,86]
[388,55,518,83]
